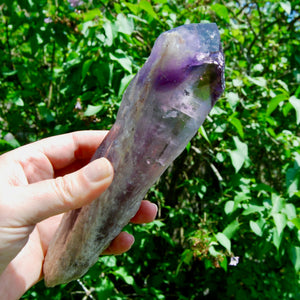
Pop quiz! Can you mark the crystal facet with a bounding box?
[43,23,225,287]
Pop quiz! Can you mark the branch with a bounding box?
[47,40,56,107]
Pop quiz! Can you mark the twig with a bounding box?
[76,279,96,300]
[47,40,56,107]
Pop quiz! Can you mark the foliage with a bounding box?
[1,0,299,299]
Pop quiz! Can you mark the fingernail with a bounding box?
[84,158,113,182]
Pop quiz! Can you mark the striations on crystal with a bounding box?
[43,23,225,287]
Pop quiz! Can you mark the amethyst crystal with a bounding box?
[43,23,225,287]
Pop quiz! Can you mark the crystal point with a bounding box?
[43,23,225,287]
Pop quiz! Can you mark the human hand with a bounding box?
[0,131,157,299]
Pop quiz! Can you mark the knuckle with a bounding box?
[53,176,75,209]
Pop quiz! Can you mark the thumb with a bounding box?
[13,157,114,225]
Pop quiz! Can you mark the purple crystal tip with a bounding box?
[138,23,225,106]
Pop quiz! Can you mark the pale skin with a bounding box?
[0,131,158,300]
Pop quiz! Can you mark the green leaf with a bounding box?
[223,220,239,239]
[82,8,102,22]
[228,136,248,173]
[3,70,18,76]
[266,93,288,116]
[273,228,283,250]
[211,4,230,23]
[84,104,103,116]
[215,232,231,252]
[118,74,135,98]
[198,125,210,144]
[283,203,297,220]
[12,96,24,106]
[286,160,300,197]
[95,277,115,298]
[139,0,159,20]
[113,267,134,285]
[242,205,265,216]
[37,103,55,122]
[247,76,267,88]
[224,200,235,215]
[99,256,117,267]
[280,2,292,15]
[271,193,285,214]
[109,51,132,73]
[226,92,239,110]
[290,218,300,230]
[124,2,139,15]
[220,256,228,272]
[229,116,244,139]
[250,220,263,237]
[232,78,243,87]
[273,213,287,236]
[81,21,96,37]
[81,59,93,82]
[252,63,264,72]
[103,20,114,46]
[277,79,289,92]
[289,96,300,124]
[3,133,20,149]
[289,245,300,272]
[116,14,134,35]
[181,249,194,265]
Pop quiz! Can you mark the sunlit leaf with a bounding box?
[139,0,159,20]
[277,79,289,92]
[215,232,231,252]
[228,136,248,173]
[289,96,300,124]
[273,213,287,236]
[198,125,210,144]
[113,267,134,285]
[224,200,235,215]
[273,228,283,250]
[266,93,288,116]
[280,2,292,15]
[226,92,239,110]
[82,8,102,22]
[118,74,135,97]
[84,104,103,116]
[103,21,114,46]
[271,194,285,214]
[99,256,117,267]
[283,203,297,220]
[109,51,132,73]
[250,220,263,237]
[247,76,267,88]
[124,2,139,15]
[242,205,265,215]
[290,218,300,230]
[211,4,230,23]
[116,14,134,35]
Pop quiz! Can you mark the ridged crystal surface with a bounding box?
[43,23,225,287]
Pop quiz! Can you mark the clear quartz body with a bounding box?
[43,23,225,287]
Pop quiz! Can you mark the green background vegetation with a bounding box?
[1,0,300,299]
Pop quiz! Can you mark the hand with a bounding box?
[0,131,157,299]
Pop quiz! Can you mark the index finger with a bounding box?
[23,130,108,170]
